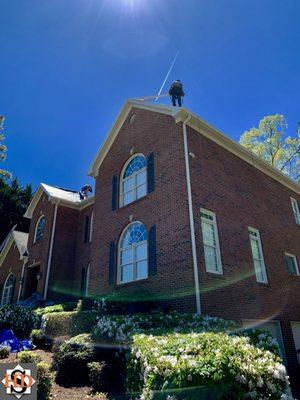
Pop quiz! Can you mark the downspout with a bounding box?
[43,201,59,300]
[182,114,201,314]
[17,256,28,302]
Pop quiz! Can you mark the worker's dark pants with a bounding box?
[171,94,182,107]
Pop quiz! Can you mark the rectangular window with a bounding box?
[285,253,299,276]
[200,209,223,274]
[291,198,300,225]
[248,228,268,283]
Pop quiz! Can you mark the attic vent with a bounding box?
[129,114,136,124]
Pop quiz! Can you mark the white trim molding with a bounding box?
[182,114,201,314]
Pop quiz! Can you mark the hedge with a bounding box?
[42,311,98,337]
[34,302,77,317]
[0,305,40,338]
[127,332,290,400]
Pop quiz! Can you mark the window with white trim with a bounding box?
[34,216,45,243]
[285,253,299,276]
[248,228,268,283]
[291,198,300,225]
[121,155,147,207]
[1,274,15,305]
[200,209,223,274]
[118,222,148,284]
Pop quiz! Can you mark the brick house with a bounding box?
[1,99,300,383]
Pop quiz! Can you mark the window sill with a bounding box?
[116,194,149,212]
[115,277,149,287]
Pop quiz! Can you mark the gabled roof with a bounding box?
[88,99,300,195]
[24,183,94,219]
[0,229,28,266]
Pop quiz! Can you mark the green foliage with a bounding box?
[0,116,10,179]
[0,305,40,338]
[0,346,10,359]
[18,350,42,363]
[0,177,32,243]
[53,334,95,385]
[30,329,51,349]
[128,332,289,400]
[37,362,53,400]
[34,302,77,317]
[42,310,98,337]
[92,312,238,344]
[240,114,300,182]
[240,328,281,358]
[88,361,108,393]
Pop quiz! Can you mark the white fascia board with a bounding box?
[88,99,176,178]
[175,108,300,195]
[0,235,14,267]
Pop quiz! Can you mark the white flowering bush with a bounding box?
[127,332,290,400]
[92,312,237,344]
[0,305,40,337]
[240,329,282,358]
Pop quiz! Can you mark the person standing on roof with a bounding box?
[168,80,185,107]
[79,184,93,200]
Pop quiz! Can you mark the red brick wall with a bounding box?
[89,108,196,311]
[187,125,300,375]
[73,204,94,297]
[26,193,55,297]
[0,244,23,303]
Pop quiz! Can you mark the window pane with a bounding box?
[137,184,147,199]
[286,255,297,275]
[135,243,147,261]
[254,259,264,281]
[202,222,216,247]
[123,177,134,193]
[121,264,133,283]
[123,191,134,206]
[136,261,148,280]
[250,239,260,260]
[121,249,132,265]
[204,245,218,271]
[136,170,146,186]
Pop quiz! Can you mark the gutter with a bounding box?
[43,201,59,300]
[182,114,201,314]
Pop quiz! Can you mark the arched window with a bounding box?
[121,155,147,206]
[118,222,148,284]
[1,274,15,305]
[34,216,45,243]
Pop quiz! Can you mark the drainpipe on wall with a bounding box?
[182,113,201,314]
[43,201,59,300]
[17,256,28,302]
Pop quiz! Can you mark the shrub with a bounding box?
[30,329,52,350]
[92,312,237,344]
[34,302,77,317]
[88,361,108,392]
[240,328,282,358]
[0,305,40,338]
[127,332,290,400]
[0,346,10,359]
[54,333,95,385]
[37,362,52,400]
[42,311,98,337]
[18,350,42,364]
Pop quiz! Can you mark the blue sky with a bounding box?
[1,0,300,190]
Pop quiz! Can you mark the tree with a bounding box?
[0,177,33,243]
[240,114,300,182]
[0,116,10,178]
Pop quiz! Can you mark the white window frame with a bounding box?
[33,215,45,244]
[89,211,93,242]
[1,273,15,306]
[248,227,268,283]
[117,222,148,285]
[285,252,299,276]
[85,263,90,297]
[200,209,223,275]
[290,197,300,225]
[120,154,147,207]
